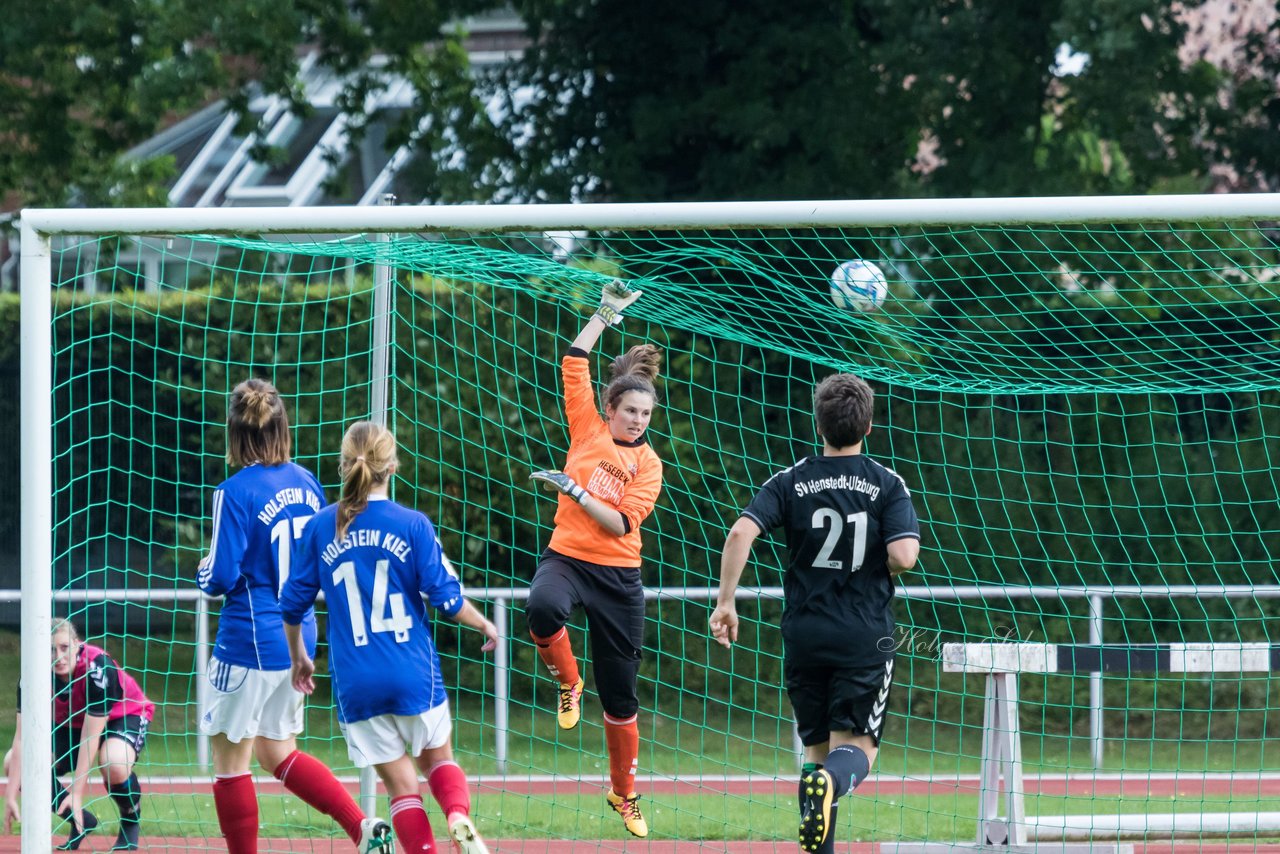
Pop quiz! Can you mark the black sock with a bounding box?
[823,745,871,799]
[107,773,142,850]
[108,773,142,822]
[52,782,70,813]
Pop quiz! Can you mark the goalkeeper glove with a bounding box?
[530,470,588,504]
[594,280,643,326]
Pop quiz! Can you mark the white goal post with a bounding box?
[20,193,1280,854]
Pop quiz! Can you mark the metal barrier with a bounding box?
[5,583,1278,812]
[882,642,1280,854]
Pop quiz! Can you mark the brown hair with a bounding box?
[336,420,398,540]
[602,344,663,412]
[226,378,291,467]
[813,374,874,449]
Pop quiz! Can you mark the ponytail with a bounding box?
[336,421,398,540]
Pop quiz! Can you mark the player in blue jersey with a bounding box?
[281,420,499,854]
[710,374,920,854]
[195,379,391,854]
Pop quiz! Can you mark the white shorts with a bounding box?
[198,657,305,742]
[340,702,452,768]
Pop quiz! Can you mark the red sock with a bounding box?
[531,627,581,685]
[603,713,640,796]
[390,794,436,852]
[273,750,364,843]
[427,760,471,821]
[213,774,258,854]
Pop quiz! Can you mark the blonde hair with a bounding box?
[51,619,80,641]
[226,378,291,467]
[603,344,663,411]
[336,421,398,540]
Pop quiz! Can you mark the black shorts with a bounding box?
[525,549,645,718]
[785,658,895,747]
[526,549,645,663]
[54,715,150,776]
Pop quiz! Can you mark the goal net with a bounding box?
[18,197,1280,852]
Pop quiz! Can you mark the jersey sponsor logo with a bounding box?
[793,473,881,502]
[586,460,627,505]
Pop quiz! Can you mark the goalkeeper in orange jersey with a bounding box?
[525,280,662,838]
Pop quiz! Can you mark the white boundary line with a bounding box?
[8,772,1275,786]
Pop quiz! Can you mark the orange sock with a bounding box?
[604,713,639,795]
[531,627,581,685]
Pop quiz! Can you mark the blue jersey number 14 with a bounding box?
[332,560,414,646]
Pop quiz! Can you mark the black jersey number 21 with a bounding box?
[811,509,868,574]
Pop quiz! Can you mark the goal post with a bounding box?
[18,194,1280,854]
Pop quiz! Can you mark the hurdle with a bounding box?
[882,642,1280,854]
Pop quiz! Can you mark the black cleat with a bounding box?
[798,768,834,853]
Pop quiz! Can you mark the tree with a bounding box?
[5,0,1275,207]
[488,0,1278,202]
[0,0,500,208]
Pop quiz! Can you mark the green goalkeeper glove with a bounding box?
[530,470,588,504]
[594,280,643,326]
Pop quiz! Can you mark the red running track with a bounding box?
[3,840,1280,853]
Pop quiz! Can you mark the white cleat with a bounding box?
[357,817,394,853]
[448,814,491,854]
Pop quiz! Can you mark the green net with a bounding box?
[29,215,1280,850]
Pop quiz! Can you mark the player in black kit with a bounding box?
[709,373,920,854]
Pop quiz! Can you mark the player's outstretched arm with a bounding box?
[69,714,108,832]
[449,601,499,652]
[283,622,316,695]
[710,517,763,648]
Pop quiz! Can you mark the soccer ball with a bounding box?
[830,259,888,312]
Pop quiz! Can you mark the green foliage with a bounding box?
[8,0,1277,208]
[489,0,1278,200]
[0,1,497,207]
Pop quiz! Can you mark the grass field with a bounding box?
[5,629,1279,845]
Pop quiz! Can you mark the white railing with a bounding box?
[7,583,1278,775]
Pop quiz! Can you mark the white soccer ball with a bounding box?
[830,259,888,312]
